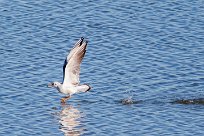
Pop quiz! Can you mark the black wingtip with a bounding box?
[79,37,84,46]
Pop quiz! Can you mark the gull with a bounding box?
[48,37,91,103]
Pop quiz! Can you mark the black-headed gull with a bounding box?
[48,37,91,103]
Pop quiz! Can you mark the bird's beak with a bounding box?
[47,83,53,88]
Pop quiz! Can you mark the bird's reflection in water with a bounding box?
[59,104,84,136]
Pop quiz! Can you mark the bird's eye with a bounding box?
[52,83,54,86]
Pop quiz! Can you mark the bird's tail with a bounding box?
[77,84,91,92]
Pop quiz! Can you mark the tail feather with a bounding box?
[77,84,91,93]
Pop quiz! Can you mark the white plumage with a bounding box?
[48,37,91,103]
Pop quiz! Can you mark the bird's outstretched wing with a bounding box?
[63,38,88,86]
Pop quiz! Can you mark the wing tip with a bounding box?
[80,40,88,47]
[79,37,84,46]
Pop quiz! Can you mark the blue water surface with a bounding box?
[0,0,204,135]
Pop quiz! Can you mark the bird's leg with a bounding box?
[61,95,71,103]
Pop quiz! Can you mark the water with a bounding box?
[0,0,204,135]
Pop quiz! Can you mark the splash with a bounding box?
[121,96,134,105]
[120,89,137,105]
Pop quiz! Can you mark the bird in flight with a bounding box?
[48,37,91,103]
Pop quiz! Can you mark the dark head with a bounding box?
[47,82,61,88]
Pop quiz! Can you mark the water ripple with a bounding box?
[0,0,204,135]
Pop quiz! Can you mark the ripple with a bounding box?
[172,98,204,105]
[0,0,204,135]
